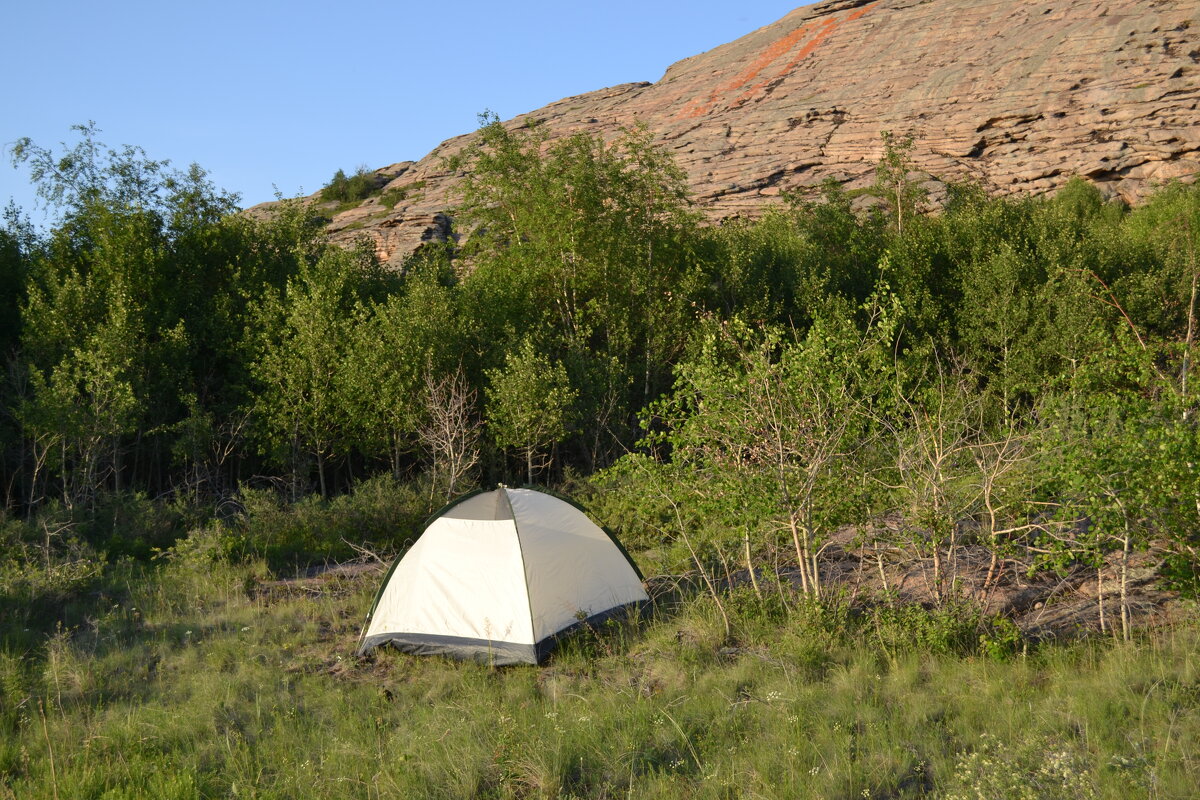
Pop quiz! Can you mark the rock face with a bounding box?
[250,0,1200,268]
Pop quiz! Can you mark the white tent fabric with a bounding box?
[358,487,647,664]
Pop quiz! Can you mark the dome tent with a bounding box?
[357,487,648,665]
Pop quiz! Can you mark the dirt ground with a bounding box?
[275,522,1191,647]
[812,519,1189,640]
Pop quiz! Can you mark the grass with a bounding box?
[1,537,1198,799]
[380,181,426,209]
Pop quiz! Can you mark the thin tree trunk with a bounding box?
[802,507,821,600]
[1183,264,1198,420]
[931,541,943,605]
[1120,531,1131,642]
[773,541,792,615]
[744,530,762,601]
[984,546,1000,591]
[895,182,903,236]
[60,439,68,508]
[392,432,402,481]
[716,544,735,592]
[28,440,48,510]
[876,549,892,605]
[112,437,121,493]
[809,544,821,601]
[788,512,811,596]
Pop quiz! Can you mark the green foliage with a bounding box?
[697,186,884,328]
[153,520,240,571]
[318,165,381,205]
[7,125,325,513]
[9,121,175,215]
[868,600,989,657]
[649,292,900,596]
[342,264,462,473]
[4,120,1200,617]
[3,120,1200,800]
[585,454,683,558]
[873,130,927,236]
[378,180,426,209]
[1033,338,1200,618]
[227,473,431,571]
[1118,178,1200,343]
[486,339,579,483]
[455,115,702,467]
[249,243,386,496]
[2,557,1198,799]
[0,207,31,359]
[0,540,103,623]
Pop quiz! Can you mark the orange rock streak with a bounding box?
[680,22,816,118]
[681,2,877,118]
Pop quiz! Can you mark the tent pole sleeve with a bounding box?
[504,487,542,655]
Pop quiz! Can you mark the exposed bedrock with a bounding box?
[247,0,1200,268]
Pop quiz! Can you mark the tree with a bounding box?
[342,263,461,477]
[873,130,926,237]
[10,121,171,217]
[884,372,980,604]
[485,339,578,484]
[454,115,701,462]
[1121,180,1200,399]
[250,246,377,497]
[7,124,311,506]
[0,208,34,507]
[417,366,481,502]
[16,194,171,506]
[0,206,32,359]
[18,294,143,509]
[655,291,899,598]
[1036,337,1200,640]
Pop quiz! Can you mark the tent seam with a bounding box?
[517,483,646,581]
[504,487,542,652]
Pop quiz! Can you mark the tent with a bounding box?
[357,487,648,665]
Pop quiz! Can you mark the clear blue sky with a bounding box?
[3,1,810,222]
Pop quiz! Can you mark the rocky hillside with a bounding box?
[251,0,1200,268]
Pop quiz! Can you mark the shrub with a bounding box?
[319,166,381,205]
[231,474,432,572]
[869,601,987,657]
[83,491,200,560]
[0,510,104,635]
[379,180,425,209]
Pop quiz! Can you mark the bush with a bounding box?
[84,491,201,560]
[319,166,381,205]
[0,509,104,635]
[379,180,425,209]
[231,474,433,572]
[869,601,994,658]
[154,522,239,570]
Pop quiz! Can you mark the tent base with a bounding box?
[359,632,537,665]
[359,601,647,665]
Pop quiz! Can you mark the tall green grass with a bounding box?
[1,542,1197,799]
